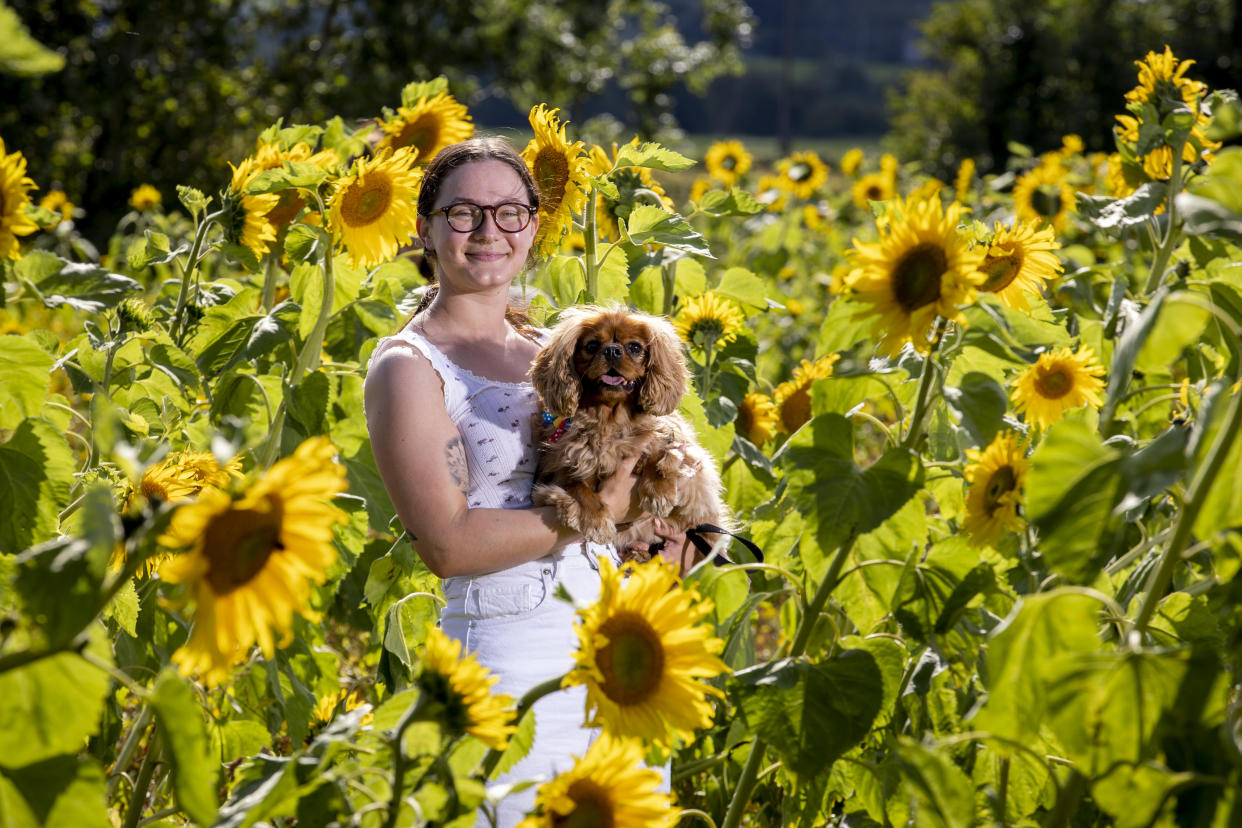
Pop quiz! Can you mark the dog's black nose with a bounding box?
[603,343,623,361]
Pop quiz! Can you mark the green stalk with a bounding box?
[293,210,335,378]
[1042,769,1087,828]
[901,318,947,450]
[662,259,678,317]
[583,188,600,300]
[700,334,719,398]
[720,532,857,828]
[122,730,161,828]
[260,254,279,312]
[170,209,222,344]
[478,675,566,778]
[107,706,154,798]
[996,755,1010,827]
[1132,378,1242,633]
[382,694,430,828]
[1142,145,1185,296]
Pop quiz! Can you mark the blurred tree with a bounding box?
[1,0,751,243]
[887,0,1241,176]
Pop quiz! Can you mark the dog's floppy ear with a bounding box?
[639,314,689,415]
[531,311,586,418]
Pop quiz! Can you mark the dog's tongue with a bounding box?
[601,374,628,386]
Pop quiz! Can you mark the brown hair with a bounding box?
[411,136,540,332]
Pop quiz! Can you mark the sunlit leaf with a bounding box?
[696,187,764,217]
[611,141,695,172]
[151,670,218,826]
[0,334,53,432]
[622,206,713,258]
[894,739,975,828]
[0,755,108,828]
[16,251,140,313]
[0,2,65,75]
[0,418,76,554]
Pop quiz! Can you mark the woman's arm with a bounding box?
[364,345,642,578]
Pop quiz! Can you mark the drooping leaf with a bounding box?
[1076,183,1168,236]
[16,251,140,313]
[0,417,76,554]
[245,161,331,195]
[730,650,886,777]
[696,187,764,217]
[713,267,768,311]
[941,371,1008,448]
[971,590,1103,744]
[1101,287,1166,428]
[893,739,976,828]
[779,414,924,552]
[0,3,66,75]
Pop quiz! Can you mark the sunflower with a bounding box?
[139,450,243,504]
[419,626,516,750]
[224,156,280,261]
[953,158,976,203]
[1126,45,1208,111]
[737,392,780,446]
[1012,161,1076,231]
[851,171,895,210]
[704,140,752,188]
[39,189,73,223]
[522,104,589,259]
[775,151,829,199]
[0,138,39,260]
[844,194,985,356]
[1105,152,1135,199]
[158,436,348,686]
[772,354,840,434]
[564,557,728,745]
[515,734,676,828]
[961,431,1029,548]
[586,140,674,241]
[674,291,745,352]
[977,221,1062,311]
[1010,345,1106,429]
[312,686,373,726]
[688,177,717,206]
[755,174,788,212]
[250,139,339,231]
[327,146,421,269]
[840,147,864,177]
[376,90,473,162]
[129,184,162,212]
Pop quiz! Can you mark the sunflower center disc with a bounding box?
[866,185,883,200]
[535,148,569,215]
[1035,367,1073,399]
[341,179,393,227]
[597,614,664,705]
[980,252,1022,293]
[893,243,947,312]
[984,465,1017,514]
[401,117,437,157]
[204,498,284,594]
[555,782,615,828]
[1031,185,1062,219]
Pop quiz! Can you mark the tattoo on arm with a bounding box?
[446,436,468,496]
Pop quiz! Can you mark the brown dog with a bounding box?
[530,305,730,552]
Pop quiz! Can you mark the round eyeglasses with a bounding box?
[429,201,537,233]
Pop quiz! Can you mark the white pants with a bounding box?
[440,542,612,827]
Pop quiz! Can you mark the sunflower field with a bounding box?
[2,46,1242,827]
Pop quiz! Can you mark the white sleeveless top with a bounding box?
[366,326,543,510]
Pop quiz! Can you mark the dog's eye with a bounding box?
[582,341,601,354]
[626,342,644,356]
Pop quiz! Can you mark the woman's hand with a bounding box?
[625,518,704,577]
[597,441,650,523]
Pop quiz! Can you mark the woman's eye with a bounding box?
[626,342,644,356]
[583,341,601,354]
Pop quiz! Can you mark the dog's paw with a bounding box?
[580,508,617,544]
[534,484,584,531]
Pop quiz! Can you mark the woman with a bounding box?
[363,136,692,826]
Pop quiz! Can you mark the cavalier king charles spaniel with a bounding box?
[530,305,730,554]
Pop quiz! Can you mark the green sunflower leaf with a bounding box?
[1076,183,1167,237]
[15,250,140,313]
[245,162,330,195]
[611,141,696,172]
[893,740,976,828]
[0,755,109,828]
[0,333,53,432]
[400,76,450,108]
[729,650,886,777]
[0,417,76,554]
[941,371,1008,448]
[696,187,764,217]
[176,184,210,219]
[0,2,65,76]
[713,267,767,312]
[621,206,713,259]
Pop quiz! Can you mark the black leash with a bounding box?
[685,523,764,565]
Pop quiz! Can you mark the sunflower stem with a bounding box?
[478,674,566,779]
[721,532,856,828]
[583,187,600,301]
[1142,147,1184,296]
[382,693,431,828]
[662,258,678,317]
[121,728,161,828]
[901,318,947,450]
[1132,374,1242,634]
[107,706,153,796]
[261,253,279,312]
[293,206,334,378]
[170,209,222,345]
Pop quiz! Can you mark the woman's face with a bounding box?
[416,159,539,295]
